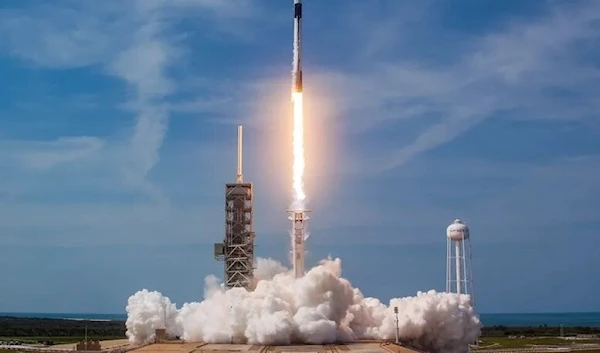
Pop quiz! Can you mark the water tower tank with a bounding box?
[447,219,469,241]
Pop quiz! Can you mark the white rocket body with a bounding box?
[290,210,308,278]
[292,0,303,93]
[290,0,306,279]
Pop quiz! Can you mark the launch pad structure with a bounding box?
[129,341,424,353]
[214,126,256,290]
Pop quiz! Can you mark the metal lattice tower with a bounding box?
[214,126,255,289]
[446,219,475,306]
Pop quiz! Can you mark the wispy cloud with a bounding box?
[107,4,178,198]
[4,137,104,170]
[0,0,275,247]
[1,1,599,314]
[363,0,600,172]
[0,2,129,68]
[0,0,598,247]
[170,0,600,175]
[306,154,600,246]
[0,202,222,247]
[0,0,264,199]
[0,2,159,194]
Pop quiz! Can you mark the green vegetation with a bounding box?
[2,316,599,350]
[0,316,126,343]
[476,326,600,351]
[477,336,599,349]
[482,325,600,337]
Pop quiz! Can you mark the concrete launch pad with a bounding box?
[130,342,420,353]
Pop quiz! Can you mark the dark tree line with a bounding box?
[0,316,126,338]
[1,316,599,339]
[482,325,600,337]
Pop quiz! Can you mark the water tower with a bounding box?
[446,219,475,303]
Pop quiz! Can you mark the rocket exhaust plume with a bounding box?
[290,0,307,279]
[123,1,482,351]
[125,20,483,343]
[291,0,305,206]
[125,258,482,352]
[292,92,305,206]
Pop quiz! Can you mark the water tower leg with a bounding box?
[455,241,462,295]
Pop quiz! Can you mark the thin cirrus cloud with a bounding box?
[0,0,598,247]
[310,0,600,173]
[167,0,600,176]
[0,0,262,198]
[0,0,598,315]
[0,0,272,247]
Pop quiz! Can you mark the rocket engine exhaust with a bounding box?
[290,0,307,278]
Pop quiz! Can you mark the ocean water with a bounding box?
[1,312,600,327]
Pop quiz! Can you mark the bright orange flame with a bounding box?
[292,91,306,207]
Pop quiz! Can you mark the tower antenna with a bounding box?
[214,125,255,290]
[237,125,243,183]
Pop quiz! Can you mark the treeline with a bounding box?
[2,316,600,339]
[482,325,600,337]
[0,316,126,338]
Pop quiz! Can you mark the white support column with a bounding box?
[455,241,462,295]
[462,237,468,295]
[446,238,451,292]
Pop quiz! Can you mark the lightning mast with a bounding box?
[214,126,255,289]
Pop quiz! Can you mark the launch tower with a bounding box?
[214,126,255,289]
[446,219,475,304]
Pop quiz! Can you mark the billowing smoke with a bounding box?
[125,257,480,353]
[125,289,179,342]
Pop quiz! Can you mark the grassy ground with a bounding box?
[477,337,600,349]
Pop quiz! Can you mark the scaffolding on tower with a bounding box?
[214,126,255,289]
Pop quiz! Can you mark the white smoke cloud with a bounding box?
[125,289,180,344]
[125,257,481,353]
[253,257,288,282]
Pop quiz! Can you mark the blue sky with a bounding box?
[0,0,599,315]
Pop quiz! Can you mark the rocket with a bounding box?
[292,0,303,93]
[290,0,307,279]
[288,208,310,278]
